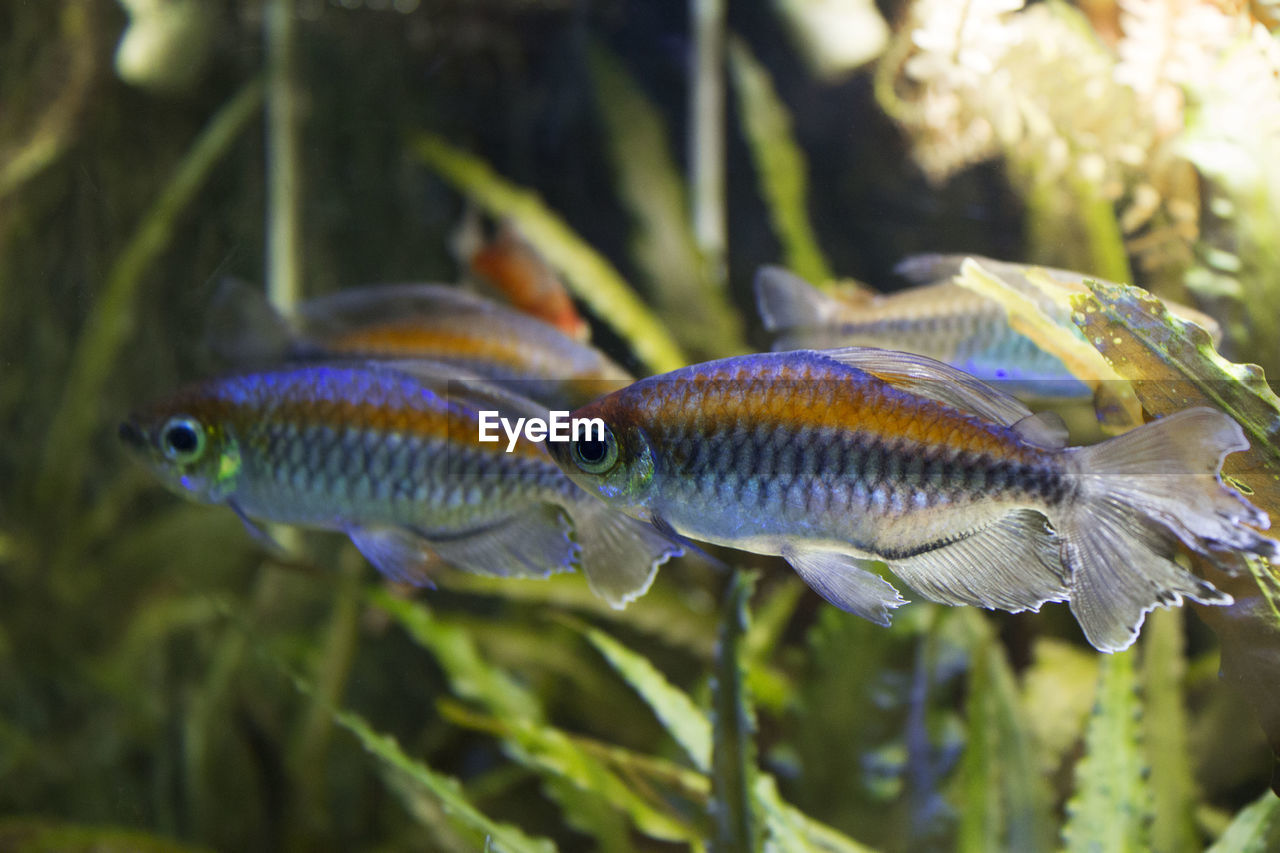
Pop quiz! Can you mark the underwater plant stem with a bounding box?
[710,571,761,853]
[690,0,727,289]
[265,0,302,310]
[35,79,265,514]
[1142,609,1198,853]
[0,2,96,202]
[289,548,363,830]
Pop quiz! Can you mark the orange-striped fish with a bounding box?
[469,221,589,341]
[209,282,630,409]
[756,259,1223,401]
[548,348,1276,651]
[119,362,680,605]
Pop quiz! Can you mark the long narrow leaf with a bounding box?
[1063,650,1149,853]
[588,42,743,359]
[1206,790,1280,853]
[585,627,712,772]
[409,133,687,373]
[370,587,541,723]
[440,701,703,843]
[956,612,1053,853]
[1142,610,1198,853]
[332,707,556,853]
[754,776,879,853]
[728,37,832,287]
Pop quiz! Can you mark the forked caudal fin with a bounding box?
[1057,407,1279,652]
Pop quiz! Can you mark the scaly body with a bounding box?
[121,362,679,604]
[551,348,1277,651]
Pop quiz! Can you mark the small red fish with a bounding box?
[469,220,589,342]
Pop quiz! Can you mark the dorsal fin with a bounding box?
[1011,411,1069,448]
[814,347,1033,426]
[754,266,842,331]
[295,283,513,337]
[205,278,296,366]
[372,359,553,422]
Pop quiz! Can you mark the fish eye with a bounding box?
[570,426,619,474]
[160,416,206,462]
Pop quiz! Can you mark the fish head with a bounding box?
[119,391,243,505]
[548,393,658,518]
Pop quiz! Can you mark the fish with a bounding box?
[755,259,1224,400]
[119,361,681,606]
[547,347,1278,652]
[755,266,1090,400]
[469,220,590,342]
[207,282,631,410]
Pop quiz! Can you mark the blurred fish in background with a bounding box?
[208,280,631,409]
[756,255,1224,402]
[464,215,591,342]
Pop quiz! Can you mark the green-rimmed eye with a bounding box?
[160,415,206,463]
[570,425,619,474]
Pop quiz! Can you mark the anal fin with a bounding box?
[885,509,1068,613]
[349,503,576,585]
[782,547,907,627]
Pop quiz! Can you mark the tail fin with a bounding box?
[1058,407,1278,651]
[564,499,684,608]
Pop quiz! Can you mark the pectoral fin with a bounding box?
[566,501,684,608]
[782,547,907,627]
[229,500,288,554]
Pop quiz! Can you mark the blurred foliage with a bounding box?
[3,0,1279,851]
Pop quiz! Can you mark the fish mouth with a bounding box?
[118,419,148,450]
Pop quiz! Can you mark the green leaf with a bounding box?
[585,626,712,772]
[1206,790,1280,853]
[1141,609,1198,853]
[1020,638,1098,776]
[1063,650,1149,853]
[728,36,832,287]
[331,706,556,853]
[0,819,214,853]
[440,700,704,843]
[710,571,762,853]
[754,776,879,853]
[956,612,1053,853]
[370,587,541,723]
[409,132,687,373]
[588,42,744,359]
